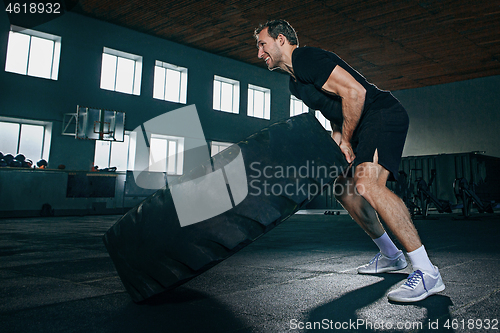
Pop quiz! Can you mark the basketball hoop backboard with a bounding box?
[65,106,126,141]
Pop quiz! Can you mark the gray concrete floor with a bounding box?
[1,211,499,332]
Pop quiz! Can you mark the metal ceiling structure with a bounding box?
[69,0,500,91]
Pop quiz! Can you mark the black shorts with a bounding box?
[351,102,409,181]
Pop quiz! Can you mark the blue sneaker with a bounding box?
[357,251,407,274]
[388,267,445,302]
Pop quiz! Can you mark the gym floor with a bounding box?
[1,211,499,332]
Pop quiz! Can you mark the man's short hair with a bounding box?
[254,19,299,46]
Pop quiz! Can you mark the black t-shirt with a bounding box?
[289,47,397,127]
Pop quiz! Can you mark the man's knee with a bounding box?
[334,175,374,201]
[354,181,368,200]
[354,168,383,204]
[333,176,356,202]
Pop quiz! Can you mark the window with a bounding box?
[4,26,61,80]
[315,111,332,131]
[211,141,232,157]
[248,84,271,120]
[148,135,184,175]
[213,75,239,114]
[0,118,52,162]
[290,95,309,117]
[94,133,184,175]
[100,47,142,95]
[94,133,131,171]
[153,61,187,103]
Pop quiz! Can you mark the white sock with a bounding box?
[407,245,436,274]
[372,232,400,258]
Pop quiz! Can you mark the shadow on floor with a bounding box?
[106,287,249,333]
[306,273,454,332]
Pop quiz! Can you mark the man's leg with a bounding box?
[353,161,422,253]
[351,152,445,302]
[334,176,384,239]
[354,158,437,271]
[334,176,407,273]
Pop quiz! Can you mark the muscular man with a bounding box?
[254,20,445,302]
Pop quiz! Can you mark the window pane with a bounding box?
[325,121,332,131]
[51,39,61,80]
[153,66,166,100]
[127,131,137,170]
[211,142,231,157]
[180,70,188,104]
[220,81,233,112]
[115,57,135,94]
[213,80,221,110]
[94,141,111,169]
[165,68,181,102]
[249,87,270,119]
[110,134,130,171]
[315,111,332,131]
[211,145,220,157]
[291,98,308,117]
[254,90,265,118]
[5,32,30,75]
[100,53,117,91]
[18,124,44,160]
[176,138,184,174]
[149,137,167,172]
[0,122,20,154]
[167,140,177,174]
[132,59,142,96]
[264,91,271,119]
[27,36,54,79]
[295,100,302,115]
[248,90,254,116]
[302,101,309,113]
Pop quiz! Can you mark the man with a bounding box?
[254,19,445,302]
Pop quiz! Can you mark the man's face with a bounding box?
[256,28,282,70]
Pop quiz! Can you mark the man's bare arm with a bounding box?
[321,66,366,163]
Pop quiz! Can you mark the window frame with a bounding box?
[148,134,184,175]
[213,75,240,114]
[153,60,188,104]
[5,25,61,80]
[315,111,332,131]
[93,132,131,171]
[100,47,142,96]
[210,141,232,157]
[0,116,52,162]
[247,84,271,120]
[290,95,309,117]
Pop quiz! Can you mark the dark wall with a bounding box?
[0,11,290,170]
[393,75,500,158]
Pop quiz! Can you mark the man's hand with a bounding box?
[339,141,355,164]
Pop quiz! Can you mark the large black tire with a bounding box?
[103,113,348,302]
